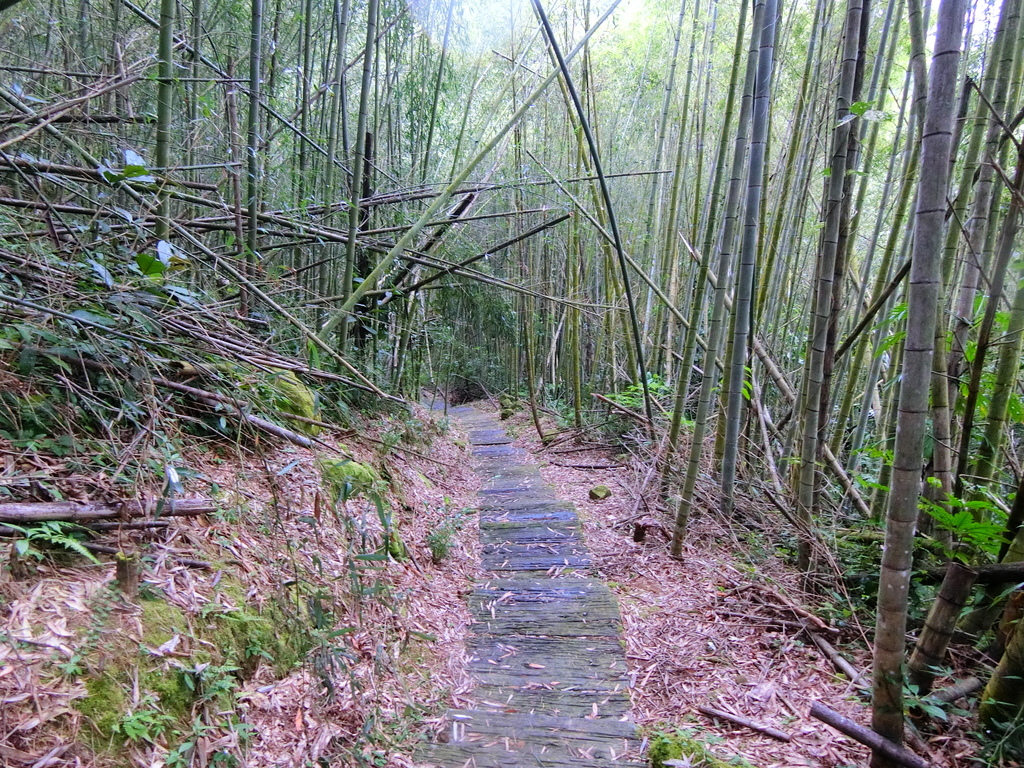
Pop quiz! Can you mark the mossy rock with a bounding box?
[382,530,408,561]
[319,456,384,502]
[268,370,320,435]
[498,393,517,420]
[589,485,612,500]
[649,731,748,768]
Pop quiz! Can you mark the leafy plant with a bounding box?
[6,521,100,564]
[919,486,1007,558]
[426,509,468,563]
[117,697,176,744]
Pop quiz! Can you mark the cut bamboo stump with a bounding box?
[414,405,643,767]
[908,561,977,695]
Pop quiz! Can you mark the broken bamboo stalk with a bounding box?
[931,676,984,703]
[808,632,868,688]
[922,560,1024,584]
[908,561,978,695]
[26,347,316,450]
[0,499,215,523]
[697,704,791,742]
[809,702,930,768]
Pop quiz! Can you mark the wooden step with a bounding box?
[470,580,618,635]
[468,636,629,691]
[414,743,645,768]
[479,521,580,545]
[480,503,577,524]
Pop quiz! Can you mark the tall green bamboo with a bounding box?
[795,0,865,570]
[670,0,764,554]
[872,0,965,754]
[154,0,175,240]
[720,0,777,516]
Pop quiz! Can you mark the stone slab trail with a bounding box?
[415,405,643,768]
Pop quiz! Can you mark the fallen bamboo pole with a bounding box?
[809,702,930,768]
[0,499,215,523]
[82,542,211,569]
[697,705,791,742]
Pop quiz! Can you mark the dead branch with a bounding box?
[697,704,791,742]
[808,632,868,688]
[931,676,984,703]
[0,499,215,523]
[809,702,930,768]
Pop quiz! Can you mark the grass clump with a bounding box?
[426,509,468,564]
[648,727,753,768]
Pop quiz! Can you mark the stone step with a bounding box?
[468,428,514,446]
[413,709,641,766]
[471,685,633,719]
[470,580,618,635]
[472,444,519,458]
[415,743,644,768]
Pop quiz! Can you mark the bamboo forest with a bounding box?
[1,0,1024,764]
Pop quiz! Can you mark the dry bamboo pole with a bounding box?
[967,147,1024,492]
[754,0,825,321]
[338,0,378,351]
[947,0,1022,410]
[828,0,903,457]
[795,0,866,570]
[664,0,748,471]
[953,148,1024,498]
[532,0,654,430]
[638,0,687,344]
[242,0,263,317]
[907,562,978,695]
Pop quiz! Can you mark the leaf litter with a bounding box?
[496,404,983,768]
[1,403,481,767]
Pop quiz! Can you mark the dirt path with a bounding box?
[415,405,643,767]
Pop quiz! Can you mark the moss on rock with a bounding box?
[319,456,384,502]
[268,370,320,435]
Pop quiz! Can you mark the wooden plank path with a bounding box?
[415,405,643,767]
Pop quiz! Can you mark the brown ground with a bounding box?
[493,401,984,768]
[1,404,481,767]
[0,396,991,768]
